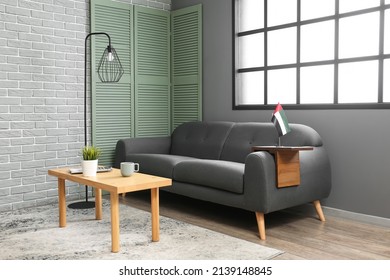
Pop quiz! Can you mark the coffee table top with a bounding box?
[48,167,172,194]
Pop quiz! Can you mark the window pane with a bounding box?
[268,27,297,66]
[238,34,264,68]
[338,61,378,103]
[238,0,264,32]
[301,20,334,63]
[268,0,297,27]
[268,68,296,104]
[339,0,380,14]
[301,65,334,104]
[384,9,390,55]
[301,0,335,21]
[383,59,390,102]
[236,72,264,105]
[339,12,379,59]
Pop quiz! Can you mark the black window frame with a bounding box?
[233,0,390,110]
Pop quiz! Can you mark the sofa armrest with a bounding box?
[114,136,171,168]
[244,147,332,214]
[244,151,276,213]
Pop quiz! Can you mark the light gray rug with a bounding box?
[0,200,283,260]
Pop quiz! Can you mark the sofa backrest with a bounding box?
[220,122,323,163]
[171,121,324,163]
[220,123,278,163]
[170,121,234,159]
[282,123,323,147]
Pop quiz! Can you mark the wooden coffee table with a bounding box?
[48,167,172,253]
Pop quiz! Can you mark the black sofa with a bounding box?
[114,121,332,239]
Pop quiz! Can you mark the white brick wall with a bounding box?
[0,0,171,212]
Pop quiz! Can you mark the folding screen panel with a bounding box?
[91,0,133,166]
[134,7,171,137]
[171,5,203,131]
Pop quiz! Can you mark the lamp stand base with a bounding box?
[68,201,95,209]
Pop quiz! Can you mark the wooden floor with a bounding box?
[120,191,390,260]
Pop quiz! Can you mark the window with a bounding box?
[234,0,390,109]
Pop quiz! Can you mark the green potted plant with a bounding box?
[81,145,101,176]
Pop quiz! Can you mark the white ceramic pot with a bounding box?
[81,159,98,176]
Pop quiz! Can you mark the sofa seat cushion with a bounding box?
[125,154,195,178]
[173,159,245,194]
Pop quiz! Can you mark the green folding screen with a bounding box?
[90,0,202,166]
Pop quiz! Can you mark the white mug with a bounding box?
[120,162,139,177]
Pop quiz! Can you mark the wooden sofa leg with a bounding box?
[255,212,266,240]
[313,200,326,222]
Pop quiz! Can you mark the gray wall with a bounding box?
[172,0,390,219]
[0,0,170,212]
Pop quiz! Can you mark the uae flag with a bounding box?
[271,103,291,136]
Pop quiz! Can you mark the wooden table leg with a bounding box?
[151,187,159,242]
[110,192,120,253]
[58,178,66,228]
[95,188,102,220]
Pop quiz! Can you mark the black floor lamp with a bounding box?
[68,32,124,209]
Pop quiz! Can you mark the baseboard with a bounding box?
[286,204,390,228]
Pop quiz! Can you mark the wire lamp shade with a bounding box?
[98,45,124,82]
